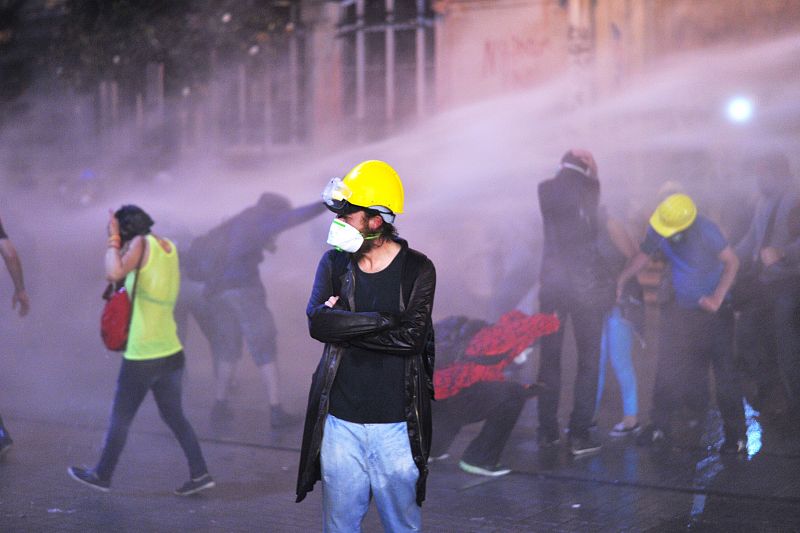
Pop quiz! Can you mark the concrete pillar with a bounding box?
[385,0,396,124]
[263,60,273,149]
[145,62,165,124]
[135,92,144,131]
[300,1,343,149]
[288,31,300,143]
[415,0,427,118]
[109,81,119,126]
[238,63,247,145]
[355,0,366,125]
[567,0,594,107]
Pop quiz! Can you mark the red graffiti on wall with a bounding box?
[482,35,552,87]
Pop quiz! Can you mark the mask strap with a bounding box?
[561,162,592,177]
[363,233,382,241]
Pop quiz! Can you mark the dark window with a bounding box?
[364,1,386,25]
[338,0,434,134]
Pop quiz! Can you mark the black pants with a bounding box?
[95,352,208,482]
[735,300,783,410]
[431,381,528,466]
[772,282,800,414]
[538,292,605,438]
[652,304,746,440]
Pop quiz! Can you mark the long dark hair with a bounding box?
[364,208,399,241]
[115,205,154,244]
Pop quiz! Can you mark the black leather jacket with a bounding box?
[296,239,436,506]
[538,168,615,308]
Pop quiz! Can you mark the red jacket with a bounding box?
[434,310,560,400]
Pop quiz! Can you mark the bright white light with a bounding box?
[726,96,754,123]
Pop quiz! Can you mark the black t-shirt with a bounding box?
[329,249,406,423]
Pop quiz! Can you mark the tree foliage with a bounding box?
[53,0,295,95]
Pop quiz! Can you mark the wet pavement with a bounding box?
[1,283,800,532]
[2,388,799,532]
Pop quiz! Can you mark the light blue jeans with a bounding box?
[596,306,638,418]
[321,414,421,533]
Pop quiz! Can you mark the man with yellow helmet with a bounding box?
[617,193,746,454]
[297,160,436,531]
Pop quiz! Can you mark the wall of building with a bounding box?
[434,0,569,109]
[647,0,800,56]
[300,0,800,147]
[592,0,800,95]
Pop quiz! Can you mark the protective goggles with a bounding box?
[321,177,396,222]
[322,177,351,206]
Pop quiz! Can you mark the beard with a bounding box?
[351,219,384,259]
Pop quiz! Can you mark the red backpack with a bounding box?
[100,252,144,352]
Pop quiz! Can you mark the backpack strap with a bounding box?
[127,237,147,330]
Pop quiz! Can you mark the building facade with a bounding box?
[298,0,800,148]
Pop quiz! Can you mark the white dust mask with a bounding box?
[327,218,365,253]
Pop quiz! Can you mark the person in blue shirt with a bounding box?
[182,193,326,428]
[617,193,746,453]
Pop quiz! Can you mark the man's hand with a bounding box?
[12,289,29,317]
[760,246,785,267]
[698,294,722,313]
[107,209,120,237]
[324,296,339,308]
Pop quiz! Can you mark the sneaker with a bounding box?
[569,434,602,456]
[636,424,667,447]
[0,434,12,459]
[68,466,110,492]
[458,460,511,477]
[537,429,561,449]
[174,473,215,496]
[609,422,642,438]
[427,452,450,465]
[719,438,746,455]
[270,405,302,429]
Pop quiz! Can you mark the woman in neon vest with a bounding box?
[69,205,214,496]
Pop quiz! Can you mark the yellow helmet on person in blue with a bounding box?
[650,193,697,238]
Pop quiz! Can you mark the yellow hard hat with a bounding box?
[322,160,404,222]
[650,193,697,237]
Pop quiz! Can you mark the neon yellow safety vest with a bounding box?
[124,235,182,360]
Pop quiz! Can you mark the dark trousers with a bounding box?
[735,301,783,410]
[431,381,528,466]
[652,304,745,439]
[95,352,208,482]
[773,283,800,413]
[538,293,605,438]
